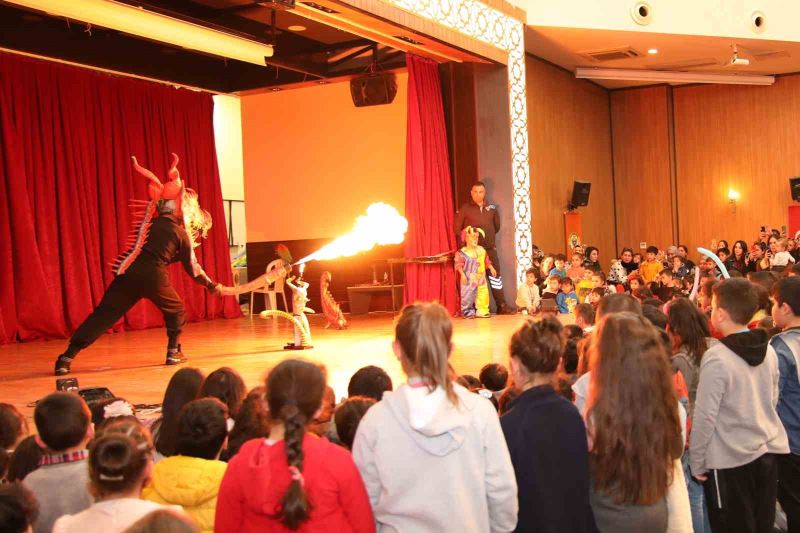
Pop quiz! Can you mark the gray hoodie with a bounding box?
[352,382,518,533]
[689,329,789,476]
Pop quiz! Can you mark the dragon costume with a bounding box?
[55,154,225,375]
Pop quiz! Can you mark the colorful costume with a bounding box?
[54,154,220,376]
[455,226,494,318]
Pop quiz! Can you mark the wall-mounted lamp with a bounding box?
[728,188,741,212]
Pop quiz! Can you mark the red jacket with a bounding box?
[214,434,375,533]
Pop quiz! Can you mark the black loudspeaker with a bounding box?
[569,181,591,209]
[350,73,398,107]
[791,177,800,202]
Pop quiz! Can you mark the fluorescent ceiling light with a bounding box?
[575,68,774,86]
[6,0,273,65]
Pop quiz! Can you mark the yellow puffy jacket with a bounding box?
[142,455,227,533]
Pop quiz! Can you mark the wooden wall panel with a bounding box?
[673,76,800,253]
[610,86,674,252]
[526,56,616,259]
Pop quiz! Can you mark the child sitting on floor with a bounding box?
[556,278,579,314]
[515,268,541,315]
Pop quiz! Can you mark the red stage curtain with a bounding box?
[0,53,240,344]
[403,55,458,314]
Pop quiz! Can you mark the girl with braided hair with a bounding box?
[215,360,373,532]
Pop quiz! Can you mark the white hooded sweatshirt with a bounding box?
[352,382,518,533]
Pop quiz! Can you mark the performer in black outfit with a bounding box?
[54,155,221,376]
[454,180,511,314]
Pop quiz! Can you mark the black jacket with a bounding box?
[454,201,501,249]
[500,385,598,533]
[136,214,216,290]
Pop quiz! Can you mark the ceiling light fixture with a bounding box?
[647,48,658,55]
[575,68,774,86]
[6,0,274,64]
[270,87,283,91]
[288,25,307,31]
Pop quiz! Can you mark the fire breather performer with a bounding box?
[54,154,250,375]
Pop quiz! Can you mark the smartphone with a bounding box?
[761,225,766,233]
[782,225,788,237]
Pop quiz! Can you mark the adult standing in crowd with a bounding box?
[454,181,511,314]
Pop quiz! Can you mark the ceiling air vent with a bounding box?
[580,47,644,62]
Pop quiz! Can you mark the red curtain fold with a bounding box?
[0,53,240,344]
[403,55,458,314]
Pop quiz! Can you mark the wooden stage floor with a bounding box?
[1,312,563,419]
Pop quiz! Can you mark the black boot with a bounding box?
[54,355,73,376]
[165,345,187,365]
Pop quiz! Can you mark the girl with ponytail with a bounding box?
[215,359,374,532]
[352,302,518,533]
[53,419,181,533]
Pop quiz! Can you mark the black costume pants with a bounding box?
[703,453,778,533]
[67,261,185,356]
[485,247,508,310]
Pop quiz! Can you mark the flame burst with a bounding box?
[297,203,408,264]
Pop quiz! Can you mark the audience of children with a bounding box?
[11,234,800,533]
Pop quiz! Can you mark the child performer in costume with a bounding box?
[284,273,314,349]
[455,226,497,318]
[55,154,235,376]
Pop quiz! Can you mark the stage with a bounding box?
[0,312,561,419]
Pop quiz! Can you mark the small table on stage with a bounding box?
[347,284,404,315]
[386,254,453,312]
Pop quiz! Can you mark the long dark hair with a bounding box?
[731,240,749,270]
[267,360,325,530]
[222,387,271,462]
[587,313,682,506]
[667,298,711,366]
[199,367,246,419]
[155,368,204,457]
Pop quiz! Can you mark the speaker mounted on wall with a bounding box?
[791,177,800,202]
[350,73,398,107]
[568,181,591,211]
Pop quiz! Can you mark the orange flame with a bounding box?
[297,203,408,264]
